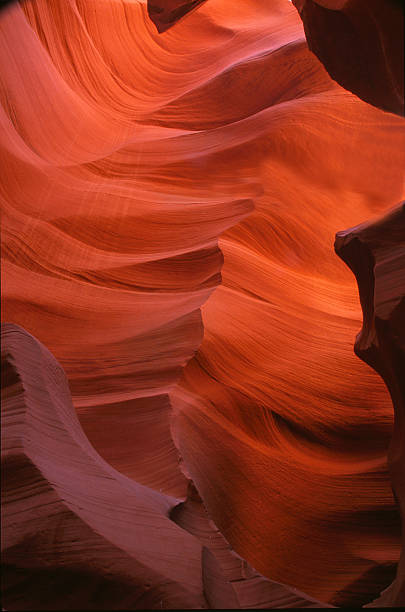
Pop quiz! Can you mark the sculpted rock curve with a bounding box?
[335,203,405,607]
[292,0,404,116]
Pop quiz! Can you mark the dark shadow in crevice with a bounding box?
[330,562,398,608]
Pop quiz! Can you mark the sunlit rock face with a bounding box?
[1,0,257,499]
[1,0,405,608]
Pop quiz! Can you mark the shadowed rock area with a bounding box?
[1,323,208,610]
[147,0,208,32]
[1,323,330,609]
[292,0,404,116]
[147,0,405,116]
[335,202,405,607]
[171,482,332,608]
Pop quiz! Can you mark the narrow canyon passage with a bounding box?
[1,0,404,607]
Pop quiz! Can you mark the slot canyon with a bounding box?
[1,0,404,609]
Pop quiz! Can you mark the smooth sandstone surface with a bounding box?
[1,0,405,607]
[1,322,329,609]
[1,323,206,610]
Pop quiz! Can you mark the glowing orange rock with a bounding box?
[1,0,405,606]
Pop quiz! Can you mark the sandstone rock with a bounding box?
[335,202,405,607]
[147,0,208,32]
[293,0,404,116]
[1,323,208,610]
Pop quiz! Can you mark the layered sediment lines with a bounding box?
[173,112,405,603]
[1,0,258,498]
[1,323,330,609]
[1,0,405,606]
[1,323,208,610]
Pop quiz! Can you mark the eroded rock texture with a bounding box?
[1,0,405,607]
[171,482,334,608]
[292,0,404,116]
[1,0,256,500]
[1,322,330,610]
[1,323,207,610]
[335,203,405,607]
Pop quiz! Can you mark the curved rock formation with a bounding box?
[171,482,332,608]
[148,0,405,116]
[292,0,404,116]
[1,323,206,610]
[0,0,255,499]
[335,203,405,607]
[1,322,330,609]
[1,0,405,607]
[169,5,405,601]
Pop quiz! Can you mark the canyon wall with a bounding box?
[336,203,405,607]
[2,322,330,609]
[1,0,405,606]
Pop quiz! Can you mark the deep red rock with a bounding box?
[293,0,404,116]
[147,0,208,32]
[335,202,405,606]
[170,482,332,608]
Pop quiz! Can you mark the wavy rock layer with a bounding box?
[1,323,330,610]
[0,0,256,498]
[335,203,405,607]
[1,0,405,607]
[1,323,206,610]
[292,0,404,116]
[167,1,405,604]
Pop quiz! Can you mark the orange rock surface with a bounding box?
[1,0,405,607]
